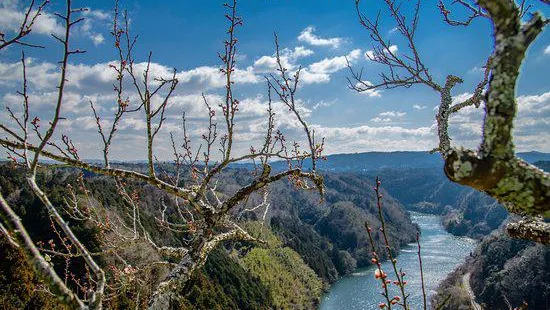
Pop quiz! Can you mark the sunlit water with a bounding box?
[319,212,477,309]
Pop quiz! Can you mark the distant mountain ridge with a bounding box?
[304,151,550,172]
[27,151,550,170]
[246,151,550,173]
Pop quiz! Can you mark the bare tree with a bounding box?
[0,0,324,309]
[348,0,549,244]
[365,177,433,310]
[0,0,50,49]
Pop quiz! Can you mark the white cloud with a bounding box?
[0,59,59,90]
[370,111,405,122]
[168,94,224,118]
[297,26,343,49]
[0,1,18,9]
[364,50,375,59]
[234,53,247,62]
[282,46,314,59]
[82,9,110,21]
[252,27,354,85]
[91,34,105,46]
[4,88,549,159]
[0,4,109,45]
[468,66,485,74]
[544,45,550,55]
[252,46,314,73]
[3,90,117,117]
[253,55,292,73]
[363,89,382,98]
[0,7,64,37]
[379,111,406,117]
[315,124,433,139]
[252,46,313,73]
[446,91,550,151]
[371,117,392,123]
[364,45,398,60]
[299,49,361,84]
[312,100,335,110]
[169,93,313,138]
[299,70,331,84]
[517,91,550,114]
[0,59,260,94]
[354,80,382,97]
[452,92,473,105]
[176,64,260,91]
[413,104,426,110]
[311,123,437,153]
[308,49,361,74]
[77,9,110,46]
[120,117,148,131]
[178,65,258,89]
[57,116,100,132]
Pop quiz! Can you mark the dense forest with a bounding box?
[2,152,549,309]
[0,162,418,309]
[432,232,550,310]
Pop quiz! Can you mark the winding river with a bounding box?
[319,212,477,309]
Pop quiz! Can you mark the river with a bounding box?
[319,212,477,309]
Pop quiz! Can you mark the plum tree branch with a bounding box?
[350,0,550,243]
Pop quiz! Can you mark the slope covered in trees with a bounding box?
[278,151,547,240]
[2,152,546,309]
[432,232,550,310]
[0,163,417,309]
[264,151,550,240]
[362,167,508,238]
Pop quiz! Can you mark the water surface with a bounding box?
[319,212,477,309]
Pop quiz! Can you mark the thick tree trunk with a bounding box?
[147,250,203,310]
[444,150,550,217]
[441,0,550,243]
[507,217,550,245]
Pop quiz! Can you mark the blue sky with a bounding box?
[1,0,549,160]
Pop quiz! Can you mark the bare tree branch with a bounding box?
[351,0,549,243]
[437,0,489,26]
[0,0,49,50]
[0,192,86,309]
[506,217,550,245]
[0,0,326,308]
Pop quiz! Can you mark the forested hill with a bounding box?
[0,164,417,309]
[362,158,549,239]
[535,160,550,172]
[2,156,547,309]
[432,231,550,310]
[287,151,548,240]
[262,151,550,172]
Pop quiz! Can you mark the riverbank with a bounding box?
[319,212,477,309]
